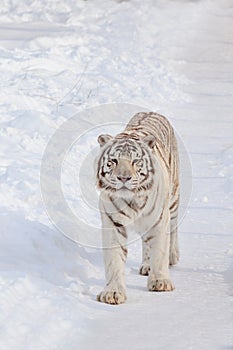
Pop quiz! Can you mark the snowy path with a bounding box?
[0,1,232,349]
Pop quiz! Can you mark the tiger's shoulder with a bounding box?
[124,112,178,168]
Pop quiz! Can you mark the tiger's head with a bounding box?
[96,133,156,195]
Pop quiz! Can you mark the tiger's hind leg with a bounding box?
[169,207,179,266]
[139,236,150,276]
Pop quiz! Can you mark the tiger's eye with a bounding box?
[107,159,118,167]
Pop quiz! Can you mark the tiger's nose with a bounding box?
[117,175,132,183]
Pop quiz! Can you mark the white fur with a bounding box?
[96,113,179,304]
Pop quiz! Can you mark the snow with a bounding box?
[0,0,232,349]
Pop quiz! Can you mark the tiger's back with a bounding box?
[125,112,179,183]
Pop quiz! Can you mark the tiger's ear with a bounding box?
[97,134,113,147]
[143,135,156,149]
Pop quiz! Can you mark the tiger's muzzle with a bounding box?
[113,158,136,190]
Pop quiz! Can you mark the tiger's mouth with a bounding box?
[115,179,139,191]
[116,182,131,190]
[117,185,132,192]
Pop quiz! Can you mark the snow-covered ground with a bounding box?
[0,0,232,349]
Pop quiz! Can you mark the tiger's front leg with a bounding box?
[146,208,175,292]
[97,210,128,305]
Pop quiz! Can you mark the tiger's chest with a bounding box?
[101,189,162,234]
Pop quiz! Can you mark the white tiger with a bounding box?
[96,112,179,304]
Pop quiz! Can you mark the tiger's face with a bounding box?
[97,134,156,194]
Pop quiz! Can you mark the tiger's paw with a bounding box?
[147,277,175,292]
[97,289,127,305]
[139,264,150,276]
